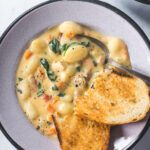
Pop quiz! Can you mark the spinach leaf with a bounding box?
[90,55,97,67]
[16,88,22,94]
[76,66,81,72]
[91,84,94,89]
[38,82,41,89]
[37,89,44,97]
[46,121,51,125]
[61,43,68,51]
[81,41,90,47]
[57,92,65,97]
[18,77,23,81]
[48,70,54,76]
[63,41,90,56]
[40,58,57,82]
[49,38,61,54]
[52,84,58,91]
[40,58,49,71]
[48,75,57,82]
[67,42,79,47]
[62,42,79,56]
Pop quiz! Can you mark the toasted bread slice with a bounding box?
[52,114,110,150]
[75,70,150,125]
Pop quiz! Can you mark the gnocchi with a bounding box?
[66,65,76,76]
[60,71,70,82]
[63,45,88,63]
[24,102,38,119]
[17,79,30,101]
[60,94,73,102]
[59,21,83,34]
[31,39,46,53]
[107,38,122,53]
[24,55,40,76]
[55,101,74,115]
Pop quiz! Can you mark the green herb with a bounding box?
[91,84,94,89]
[90,55,97,67]
[76,66,81,72]
[58,49,61,54]
[63,41,90,56]
[57,92,65,97]
[49,37,90,56]
[18,77,23,81]
[38,82,41,89]
[61,43,68,51]
[48,74,57,82]
[48,70,54,76]
[37,89,44,97]
[17,88,22,94]
[46,121,51,125]
[40,58,57,82]
[49,38,61,54]
[67,42,79,47]
[40,58,49,71]
[52,84,58,91]
[81,41,90,47]
[62,42,79,56]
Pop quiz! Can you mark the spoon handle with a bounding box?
[108,59,150,87]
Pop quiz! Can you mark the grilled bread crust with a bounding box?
[52,115,110,150]
[75,70,150,125]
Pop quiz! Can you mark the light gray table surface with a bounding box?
[0,0,150,150]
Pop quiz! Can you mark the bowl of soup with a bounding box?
[0,1,150,150]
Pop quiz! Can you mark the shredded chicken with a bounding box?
[28,75,37,91]
[52,61,66,72]
[73,73,86,89]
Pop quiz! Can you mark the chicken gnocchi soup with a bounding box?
[16,21,130,137]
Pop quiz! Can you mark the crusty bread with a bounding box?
[75,70,150,125]
[52,114,110,150]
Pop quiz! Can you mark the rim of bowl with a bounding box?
[135,0,150,5]
[0,0,150,150]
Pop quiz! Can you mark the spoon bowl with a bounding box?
[77,34,150,86]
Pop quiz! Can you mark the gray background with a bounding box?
[0,0,150,150]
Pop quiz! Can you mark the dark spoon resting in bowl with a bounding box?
[77,34,150,87]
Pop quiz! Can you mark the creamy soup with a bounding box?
[16,21,130,138]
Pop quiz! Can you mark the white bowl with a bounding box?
[0,0,150,150]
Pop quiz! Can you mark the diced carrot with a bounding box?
[48,128,56,135]
[48,115,53,122]
[121,43,127,50]
[66,33,75,38]
[122,49,128,56]
[51,96,59,105]
[46,35,52,44]
[46,104,55,113]
[56,81,63,89]
[25,50,32,60]
[42,94,52,102]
